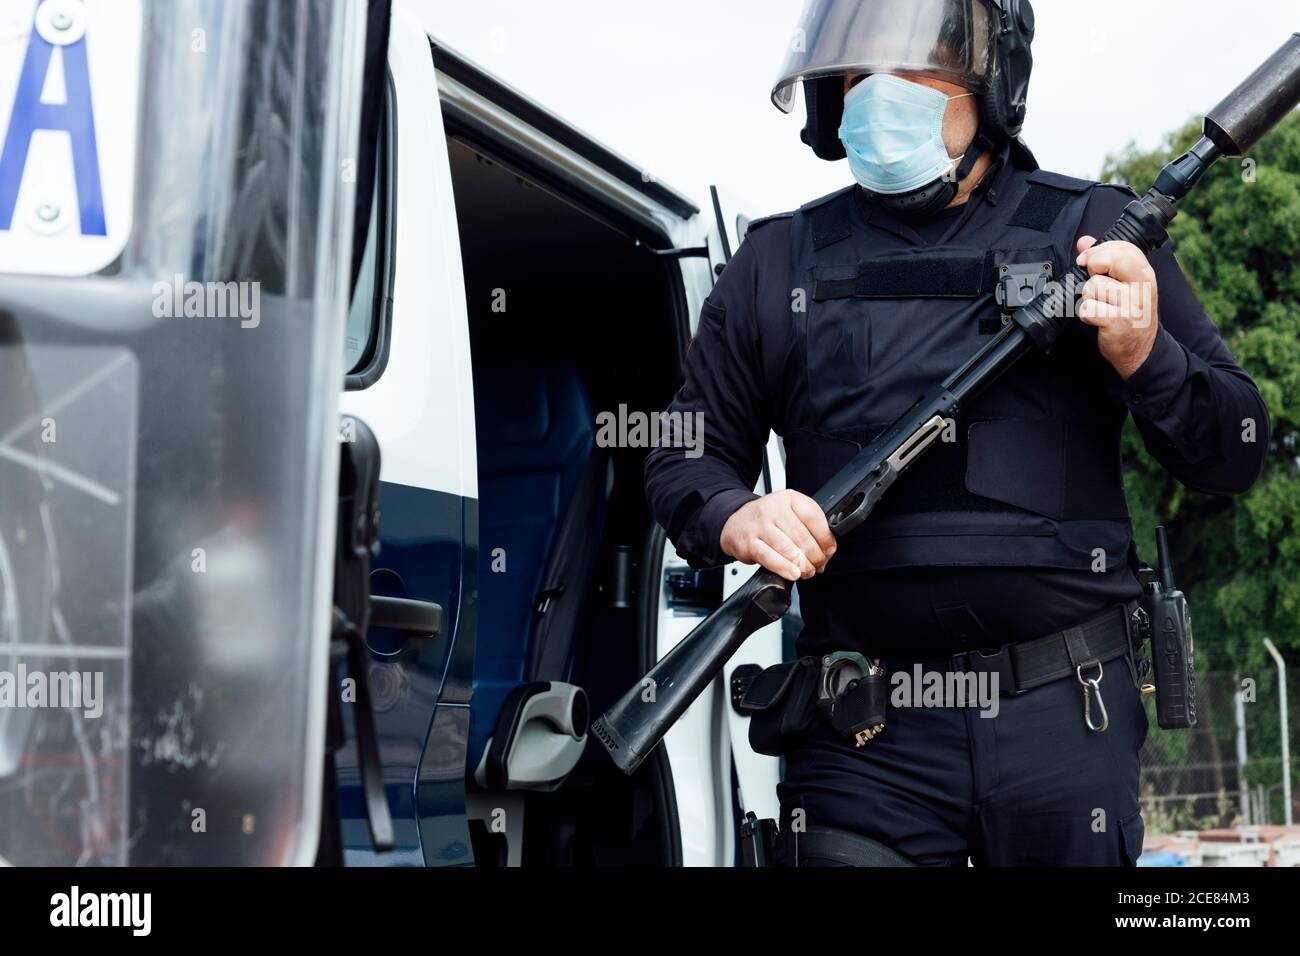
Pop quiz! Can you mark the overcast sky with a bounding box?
[406,0,1299,217]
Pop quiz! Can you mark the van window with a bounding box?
[345,177,381,374]
[344,86,393,388]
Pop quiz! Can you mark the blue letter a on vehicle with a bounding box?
[0,17,106,236]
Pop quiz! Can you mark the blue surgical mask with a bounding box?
[838,74,973,195]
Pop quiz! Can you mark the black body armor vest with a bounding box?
[779,154,1136,577]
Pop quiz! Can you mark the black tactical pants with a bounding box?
[776,654,1148,866]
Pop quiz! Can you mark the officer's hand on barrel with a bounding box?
[720,490,837,582]
[1075,236,1160,380]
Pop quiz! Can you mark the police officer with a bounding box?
[645,0,1268,866]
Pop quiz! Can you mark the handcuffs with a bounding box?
[817,651,888,747]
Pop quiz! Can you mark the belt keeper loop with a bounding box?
[1063,626,1092,669]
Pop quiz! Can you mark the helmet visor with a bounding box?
[772,0,997,112]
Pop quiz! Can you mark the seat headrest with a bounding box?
[474,365,594,474]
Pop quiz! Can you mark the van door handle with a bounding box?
[370,596,443,638]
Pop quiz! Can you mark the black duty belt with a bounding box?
[737,600,1143,756]
[934,600,1140,697]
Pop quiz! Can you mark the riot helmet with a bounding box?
[773,0,1035,215]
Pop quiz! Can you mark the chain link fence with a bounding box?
[1140,670,1298,834]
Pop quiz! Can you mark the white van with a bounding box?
[337,5,790,867]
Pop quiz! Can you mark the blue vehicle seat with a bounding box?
[469,365,605,776]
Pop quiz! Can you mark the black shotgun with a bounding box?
[593,35,1300,775]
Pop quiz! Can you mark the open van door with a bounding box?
[347,11,779,865]
[348,13,715,867]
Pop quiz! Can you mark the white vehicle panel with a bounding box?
[340,3,477,499]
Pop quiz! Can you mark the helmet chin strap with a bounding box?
[868,133,993,223]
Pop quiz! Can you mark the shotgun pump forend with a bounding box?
[592,34,1300,776]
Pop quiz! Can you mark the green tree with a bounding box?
[1102,112,1300,677]
[1104,114,1300,817]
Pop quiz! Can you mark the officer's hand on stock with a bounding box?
[1075,236,1160,379]
[720,489,837,582]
